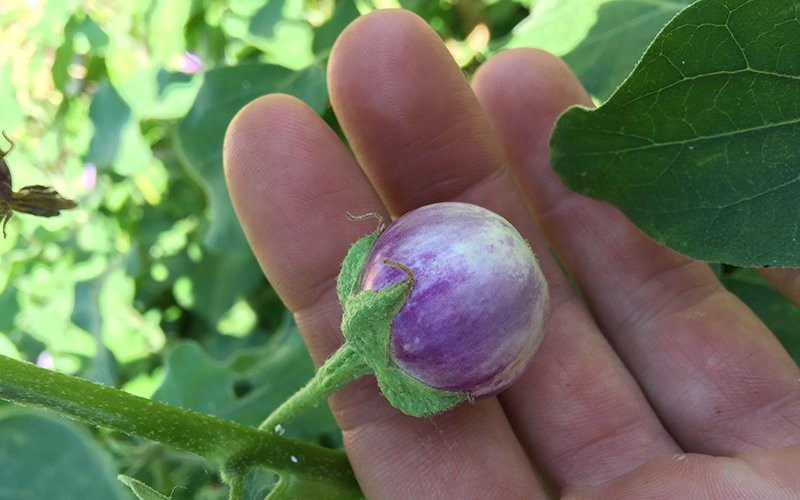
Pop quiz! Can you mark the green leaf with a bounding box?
[721,269,800,365]
[550,0,800,266]
[0,285,19,333]
[152,341,237,417]
[175,62,328,251]
[501,0,608,56]
[496,0,694,101]
[87,267,166,366]
[0,408,126,500]
[51,13,109,92]
[86,81,131,169]
[72,276,118,386]
[187,248,264,326]
[116,67,203,120]
[0,335,21,360]
[312,0,360,56]
[0,65,25,130]
[144,0,192,62]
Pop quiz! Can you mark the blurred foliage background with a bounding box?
[0,0,797,498]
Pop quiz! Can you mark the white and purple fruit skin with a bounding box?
[360,202,549,398]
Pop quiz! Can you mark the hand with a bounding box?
[223,10,800,498]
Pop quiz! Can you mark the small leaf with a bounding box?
[117,475,171,500]
[550,0,800,266]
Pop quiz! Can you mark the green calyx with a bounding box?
[261,217,466,432]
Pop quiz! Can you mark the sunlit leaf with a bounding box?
[144,0,192,62]
[52,13,109,94]
[98,268,166,364]
[502,0,608,56]
[551,0,800,266]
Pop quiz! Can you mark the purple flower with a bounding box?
[81,163,97,191]
[36,351,55,370]
[177,51,203,74]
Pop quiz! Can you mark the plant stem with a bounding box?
[260,343,370,432]
[0,354,360,495]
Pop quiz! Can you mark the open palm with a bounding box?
[224,10,800,499]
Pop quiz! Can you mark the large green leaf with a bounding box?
[175,62,328,251]
[152,341,237,417]
[0,408,126,499]
[551,0,800,266]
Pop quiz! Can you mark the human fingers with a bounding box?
[473,49,800,457]
[224,96,544,497]
[565,444,800,499]
[330,10,679,490]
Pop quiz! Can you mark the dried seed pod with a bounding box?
[0,130,77,238]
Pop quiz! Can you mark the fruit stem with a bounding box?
[259,342,370,432]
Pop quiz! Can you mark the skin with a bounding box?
[224,10,800,499]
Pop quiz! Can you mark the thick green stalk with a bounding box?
[0,354,360,495]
